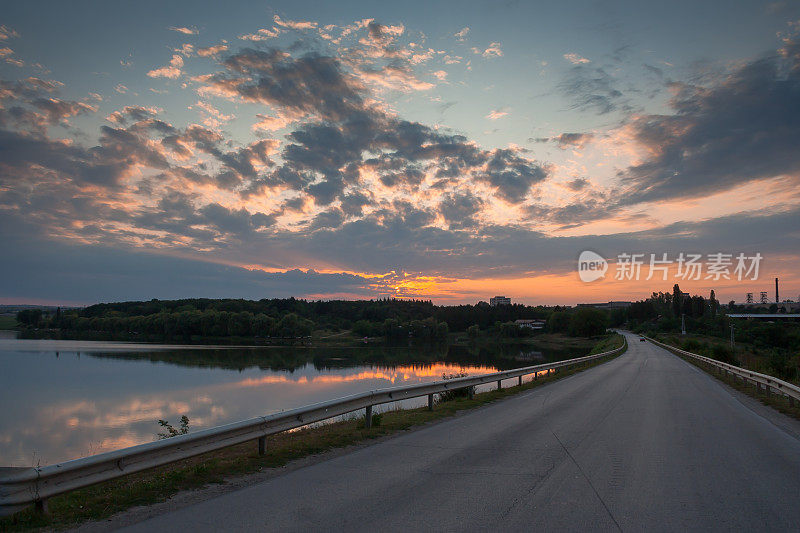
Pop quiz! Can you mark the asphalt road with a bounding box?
[120,332,800,532]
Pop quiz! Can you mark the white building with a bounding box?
[515,319,545,329]
[490,296,511,306]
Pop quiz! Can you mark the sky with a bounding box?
[1,0,799,306]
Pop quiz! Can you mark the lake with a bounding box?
[0,334,576,466]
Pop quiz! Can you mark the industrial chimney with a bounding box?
[776,277,779,303]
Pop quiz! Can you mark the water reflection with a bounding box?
[0,340,500,466]
[0,338,585,466]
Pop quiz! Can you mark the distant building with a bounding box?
[515,319,545,330]
[490,295,511,306]
[577,301,632,310]
[728,314,800,321]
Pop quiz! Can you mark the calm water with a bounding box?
[0,335,564,466]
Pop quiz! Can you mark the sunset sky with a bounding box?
[1,0,799,306]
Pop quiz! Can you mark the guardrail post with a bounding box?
[428,394,434,410]
[518,376,523,386]
[497,380,502,390]
[365,405,373,428]
[34,499,48,516]
[533,371,538,381]
[468,386,474,399]
[789,396,796,407]
[258,436,267,456]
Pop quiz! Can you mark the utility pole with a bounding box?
[730,324,735,352]
[681,313,686,335]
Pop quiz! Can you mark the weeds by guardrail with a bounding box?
[645,336,800,406]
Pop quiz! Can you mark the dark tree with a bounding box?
[672,284,682,318]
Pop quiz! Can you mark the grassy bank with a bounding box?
[651,337,800,422]
[651,331,799,386]
[0,316,18,330]
[1,334,624,531]
[452,332,606,356]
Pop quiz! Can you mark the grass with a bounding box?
[653,338,800,422]
[0,316,18,330]
[588,334,625,354]
[651,331,799,385]
[1,334,624,531]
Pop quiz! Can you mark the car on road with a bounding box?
[640,337,646,342]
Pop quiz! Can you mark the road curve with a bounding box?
[119,332,800,532]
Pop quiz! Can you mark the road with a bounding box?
[119,332,800,532]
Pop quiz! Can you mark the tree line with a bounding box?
[15,297,611,342]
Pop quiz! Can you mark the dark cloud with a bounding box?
[565,177,590,191]
[215,48,366,122]
[30,97,95,124]
[555,132,594,149]
[619,43,800,204]
[559,65,625,115]
[5,27,799,303]
[438,192,484,229]
[207,48,547,206]
[0,78,95,134]
[533,132,595,149]
[477,148,548,203]
[0,213,371,303]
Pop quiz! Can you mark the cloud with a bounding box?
[31,97,97,124]
[0,78,97,133]
[565,177,590,191]
[0,25,19,41]
[618,41,800,204]
[14,18,800,302]
[147,54,184,79]
[1,14,799,306]
[206,48,366,121]
[563,53,590,65]
[472,42,503,58]
[106,105,162,125]
[192,100,234,128]
[554,132,594,149]
[169,26,198,35]
[454,27,469,41]
[273,15,317,31]
[197,44,228,57]
[239,28,281,41]
[0,35,551,277]
[335,20,439,93]
[475,148,547,203]
[438,192,484,229]
[0,216,375,303]
[486,109,509,120]
[559,65,624,114]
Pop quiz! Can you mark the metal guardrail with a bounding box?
[0,338,626,516]
[645,336,800,405]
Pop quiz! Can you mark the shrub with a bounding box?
[436,372,470,403]
[157,415,190,439]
